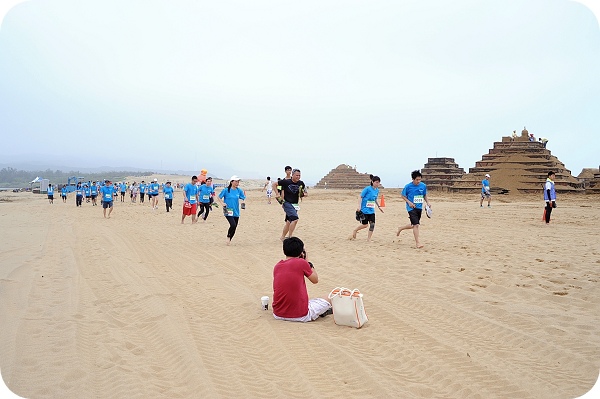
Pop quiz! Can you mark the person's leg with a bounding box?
[352,223,368,239]
[412,224,422,248]
[480,195,484,207]
[396,224,413,236]
[281,221,290,241]
[487,195,491,207]
[545,203,552,223]
[108,203,113,218]
[367,221,375,241]
[287,220,299,237]
[204,204,211,220]
[226,216,239,244]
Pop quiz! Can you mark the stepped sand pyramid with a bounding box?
[578,167,600,194]
[420,157,465,191]
[432,128,584,194]
[315,164,375,189]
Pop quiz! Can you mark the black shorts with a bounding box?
[361,213,376,225]
[102,201,113,209]
[48,195,54,200]
[408,208,422,226]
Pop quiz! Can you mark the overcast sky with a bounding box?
[1,0,599,186]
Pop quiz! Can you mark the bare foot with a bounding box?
[352,230,357,239]
[226,238,231,246]
[416,244,424,249]
[396,228,401,236]
[280,236,285,242]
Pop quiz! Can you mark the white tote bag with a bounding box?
[328,287,368,328]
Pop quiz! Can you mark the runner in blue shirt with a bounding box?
[61,186,67,203]
[163,181,174,212]
[218,176,246,245]
[84,184,92,204]
[75,183,83,207]
[149,179,160,210]
[139,181,146,204]
[351,175,384,241]
[397,170,431,249]
[181,176,199,224]
[480,174,491,208]
[100,179,115,218]
[197,177,216,221]
[47,184,54,204]
[90,181,98,206]
[120,182,127,202]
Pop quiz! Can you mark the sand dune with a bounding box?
[1,187,599,398]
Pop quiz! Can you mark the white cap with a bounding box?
[230,175,241,181]
[154,178,158,181]
[485,174,490,177]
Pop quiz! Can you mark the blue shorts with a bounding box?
[282,201,299,222]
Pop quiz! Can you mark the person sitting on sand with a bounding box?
[272,237,332,322]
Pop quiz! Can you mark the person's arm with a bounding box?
[424,194,431,208]
[401,193,414,209]
[307,267,318,284]
[183,187,188,202]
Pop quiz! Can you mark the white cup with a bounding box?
[261,296,269,310]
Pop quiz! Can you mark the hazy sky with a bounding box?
[1,0,599,186]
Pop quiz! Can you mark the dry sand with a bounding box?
[1,184,599,398]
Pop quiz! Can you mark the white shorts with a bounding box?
[273,298,331,322]
[266,190,273,198]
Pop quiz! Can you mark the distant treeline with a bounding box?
[0,167,155,188]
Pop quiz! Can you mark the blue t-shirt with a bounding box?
[139,184,146,193]
[481,179,490,194]
[47,186,54,195]
[120,183,127,193]
[184,183,199,204]
[360,186,379,215]
[61,187,67,196]
[76,186,83,196]
[101,185,114,202]
[401,181,427,211]
[198,184,215,204]
[149,183,159,195]
[163,186,174,199]
[219,187,246,217]
[91,185,98,195]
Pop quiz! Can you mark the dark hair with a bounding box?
[370,175,380,186]
[411,170,422,180]
[283,237,304,257]
[192,175,198,180]
[266,176,271,180]
[548,171,555,177]
[285,166,292,171]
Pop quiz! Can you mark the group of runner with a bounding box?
[45,166,558,247]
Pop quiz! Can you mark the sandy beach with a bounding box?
[1,183,599,398]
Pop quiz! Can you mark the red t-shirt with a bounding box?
[272,258,313,318]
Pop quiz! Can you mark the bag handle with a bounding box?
[328,287,362,299]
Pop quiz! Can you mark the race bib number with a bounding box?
[227,209,233,216]
[104,193,111,199]
[202,195,209,200]
[366,200,376,208]
[413,195,423,204]
[165,194,171,199]
[293,203,300,211]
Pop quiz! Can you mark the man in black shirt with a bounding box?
[276,168,308,240]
